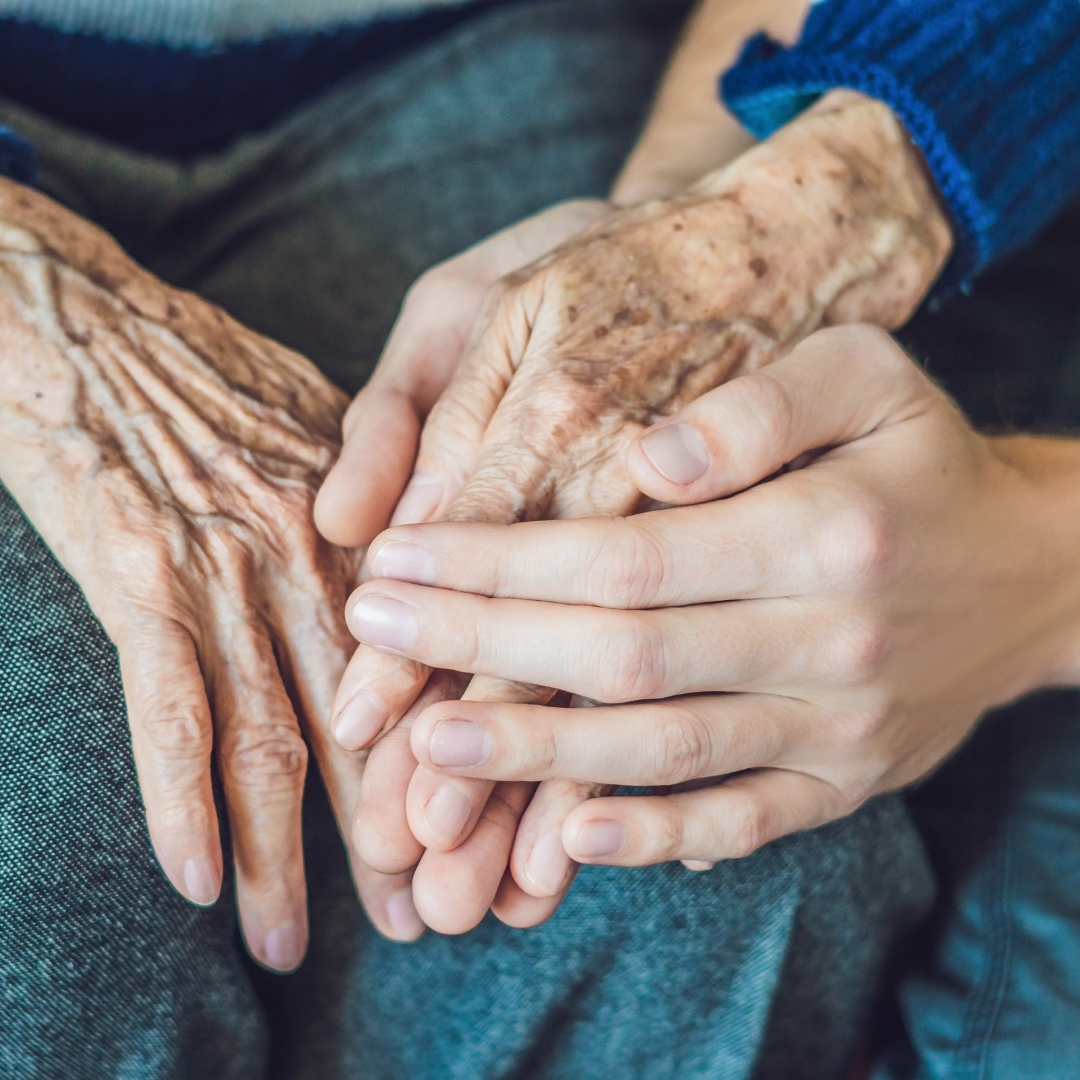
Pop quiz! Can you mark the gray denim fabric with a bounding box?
[0,2,935,1077]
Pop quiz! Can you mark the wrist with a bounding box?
[689,89,954,333]
[988,435,1080,691]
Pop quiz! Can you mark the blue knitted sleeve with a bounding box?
[721,0,1080,295]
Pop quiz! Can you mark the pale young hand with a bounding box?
[0,180,413,967]
[335,90,952,934]
[356,325,1080,873]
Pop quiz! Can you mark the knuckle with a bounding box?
[531,722,561,777]
[590,617,668,703]
[838,704,889,747]
[590,522,669,609]
[736,373,796,460]
[651,709,712,785]
[822,618,891,684]
[726,796,771,859]
[225,726,309,794]
[857,324,910,374]
[401,265,468,312]
[141,709,211,760]
[654,807,687,861]
[814,502,892,587]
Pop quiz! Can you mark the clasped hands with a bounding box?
[315,90,965,938]
[1,87,993,969]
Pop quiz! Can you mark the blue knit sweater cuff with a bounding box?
[721,0,1080,297]
[0,127,36,186]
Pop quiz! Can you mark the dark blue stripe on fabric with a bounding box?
[721,0,1080,297]
[0,126,35,184]
[0,1,511,156]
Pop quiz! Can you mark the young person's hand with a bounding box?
[357,325,1080,879]
[331,90,953,934]
[0,180,414,967]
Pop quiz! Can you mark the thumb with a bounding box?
[315,384,420,546]
[317,200,612,544]
[626,324,930,505]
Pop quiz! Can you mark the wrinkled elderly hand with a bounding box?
[321,89,953,934]
[0,179,410,969]
[356,325,1080,871]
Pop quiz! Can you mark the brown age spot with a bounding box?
[672,222,684,231]
[567,305,578,322]
[167,300,181,319]
[594,325,609,339]
[749,257,768,279]
[613,308,631,324]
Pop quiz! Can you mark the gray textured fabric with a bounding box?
[0,1,935,1077]
[0,0,475,45]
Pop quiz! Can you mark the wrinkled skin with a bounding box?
[0,180,413,969]
[322,90,954,935]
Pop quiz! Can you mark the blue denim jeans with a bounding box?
[876,698,1080,1079]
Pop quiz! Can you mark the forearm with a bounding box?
[611,0,810,205]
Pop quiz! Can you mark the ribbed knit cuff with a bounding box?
[0,127,36,185]
[721,0,1080,297]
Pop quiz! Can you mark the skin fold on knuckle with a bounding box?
[645,802,688,863]
[650,707,714,786]
[588,617,669,703]
[726,372,796,469]
[590,520,669,609]
[222,726,309,796]
[723,793,773,860]
[138,708,213,763]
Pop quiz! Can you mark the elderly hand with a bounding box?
[0,179,414,968]
[355,324,1080,874]
[326,88,953,934]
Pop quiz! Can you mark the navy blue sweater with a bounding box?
[722,0,1080,294]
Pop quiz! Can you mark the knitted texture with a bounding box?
[721,0,1080,296]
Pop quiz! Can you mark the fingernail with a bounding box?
[524,832,572,896]
[371,541,436,585]
[682,859,715,872]
[386,887,426,941]
[348,595,418,652]
[430,719,491,767]
[423,784,474,846]
[182,855,219,906]
[391,472,444,526]
[640,422,709,484]
[332,690,387,749]
[263,920,304,971]
[575,820,627,858]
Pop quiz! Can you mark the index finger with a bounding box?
[366,480,824,609]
